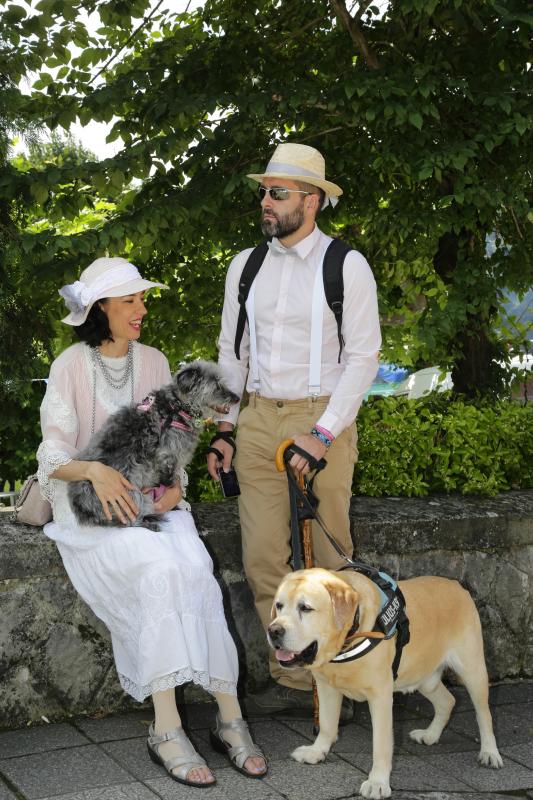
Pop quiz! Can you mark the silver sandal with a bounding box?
[209,714,267,778]
[147,723,216,788]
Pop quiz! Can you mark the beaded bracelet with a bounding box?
[315,424,335,442]
[311,427,333,448]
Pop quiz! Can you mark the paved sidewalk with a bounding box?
[0,681,531,800]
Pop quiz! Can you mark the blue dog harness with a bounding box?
[330,566,410,678]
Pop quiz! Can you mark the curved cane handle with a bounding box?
[275,439,295,473]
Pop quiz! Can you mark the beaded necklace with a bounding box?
[90,342,134,434]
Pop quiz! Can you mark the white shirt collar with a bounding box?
[268,225,322,260]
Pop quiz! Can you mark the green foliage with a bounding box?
[353,394,533,497]
[1,0,532,492]
[183,425,226,504]
[0,379,45,489]
[0,0,531,397]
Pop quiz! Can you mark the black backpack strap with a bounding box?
[234,240,270,360]
[322,238,352,363]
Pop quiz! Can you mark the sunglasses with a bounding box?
[258,186,311,202]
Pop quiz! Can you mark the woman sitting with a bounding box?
[37,256,267,787]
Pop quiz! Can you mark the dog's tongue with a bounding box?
[275,648,296,662]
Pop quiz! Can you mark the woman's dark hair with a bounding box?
[73,299,113,347]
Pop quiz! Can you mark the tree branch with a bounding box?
[330,0,379,69]
[354,0,375,21]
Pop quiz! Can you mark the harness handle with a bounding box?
[275,439,295,473]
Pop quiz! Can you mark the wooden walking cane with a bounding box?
[275,438,320,731]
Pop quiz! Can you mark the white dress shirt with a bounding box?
[217,225,381,438]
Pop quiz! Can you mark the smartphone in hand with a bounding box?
[217,467,241,498]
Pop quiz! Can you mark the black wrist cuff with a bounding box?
[209,431,236,454]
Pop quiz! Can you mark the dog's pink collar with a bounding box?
[137,396,195,431]
[169,419,191,431]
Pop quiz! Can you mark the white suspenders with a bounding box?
[245,252,326,397]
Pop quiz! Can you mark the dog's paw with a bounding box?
[359,778,391,799]
[291,745,327,764]
[409,727,440,746]
[478,749,503,769]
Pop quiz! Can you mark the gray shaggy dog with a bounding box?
[68,360,239,531]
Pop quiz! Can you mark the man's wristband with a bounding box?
[310,427,334,448]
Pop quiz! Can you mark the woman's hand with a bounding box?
[86,462,139,524]
[154,481,183,513]
[142,480,183,514]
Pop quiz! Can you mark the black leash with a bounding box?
[282,444,410,679]
[282,444,326,571]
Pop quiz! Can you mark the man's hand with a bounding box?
[290,433,327,478]
[207,424,235,480]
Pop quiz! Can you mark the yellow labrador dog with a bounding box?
[268,567,502,799]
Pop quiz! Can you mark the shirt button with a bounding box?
[276,401,284,408]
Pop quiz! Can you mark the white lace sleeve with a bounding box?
[176,467,191,511]
[37,360,79,502]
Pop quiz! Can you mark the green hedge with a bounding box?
[353,393,533,497]
[3,385,532,503]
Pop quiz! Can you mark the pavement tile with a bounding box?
[390,794,514,800]
[283,711,478,758]
[336,751,472,793]
[101,738,179,781]
[501,742,533,769]
[39,783,160,800]
[421,751,533,792]
[394,718,479,754]
[0,722,90,758]
[147,771,285,799]
[0,744,134,800]
[281,718,373,754]
[0,782,17,800]
[74,712,151,743]
[196,717,319,766]
[489,680,533,706]
[449,702,533,747]
[260,758,366,800]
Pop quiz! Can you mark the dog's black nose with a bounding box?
[268,623,285,642]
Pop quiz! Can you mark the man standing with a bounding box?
[207,143,381,714]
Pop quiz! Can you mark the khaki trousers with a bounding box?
[233,395,358,690]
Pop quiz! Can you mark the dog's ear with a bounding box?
[175,365,197,390]
[325,582,359,630]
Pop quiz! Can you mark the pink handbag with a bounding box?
[12,474,52,526]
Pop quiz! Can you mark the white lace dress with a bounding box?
[37,341,238,701]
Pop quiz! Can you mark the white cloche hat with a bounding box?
[59,257,168,326]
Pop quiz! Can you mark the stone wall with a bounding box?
[1,491,532,729]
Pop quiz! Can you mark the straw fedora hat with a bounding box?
[59,257,168,326]
[247,143,342,198]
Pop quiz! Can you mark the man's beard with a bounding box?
[261,201,305,238]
